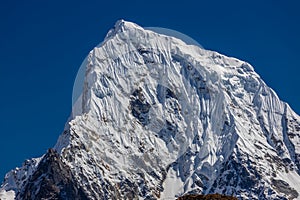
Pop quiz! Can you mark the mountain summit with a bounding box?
[1,20,300,199]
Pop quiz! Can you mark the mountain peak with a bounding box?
[2,20,300,200]
[104,19,143,40]
[114,19,140,30]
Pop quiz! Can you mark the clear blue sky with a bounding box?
[0,0,299,180]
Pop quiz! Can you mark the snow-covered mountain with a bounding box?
[1,20,300,200]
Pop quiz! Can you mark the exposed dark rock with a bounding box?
[130,88,151,126]
[17,148,88,200]
[157,84,177,104]
[177,193,238,200]
[158,120,178,141]
[209,149,262,198]
[271,178,298,199]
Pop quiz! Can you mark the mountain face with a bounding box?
[1,20,300,200]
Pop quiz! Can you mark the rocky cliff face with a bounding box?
[1,20,300,200]
[16,149,88,200]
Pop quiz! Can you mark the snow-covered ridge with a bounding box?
[0,157,42,199]
[1,20,300,199]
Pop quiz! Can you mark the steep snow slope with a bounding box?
[2,20,300,200]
